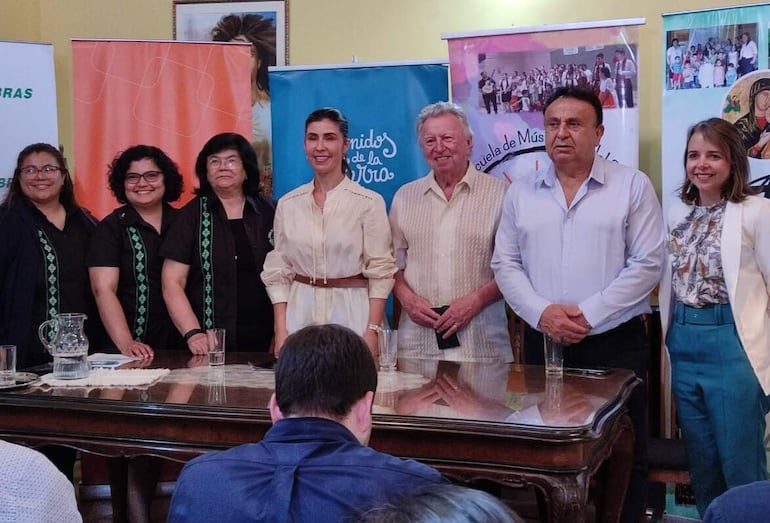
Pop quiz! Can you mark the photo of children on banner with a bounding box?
[476,45,636,115]
[664,24,758,90]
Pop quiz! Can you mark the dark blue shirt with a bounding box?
[703,480,770,522]
[168,417,446,523]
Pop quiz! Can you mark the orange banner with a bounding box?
[72,40,252,218]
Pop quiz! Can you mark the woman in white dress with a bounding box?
[261,108,396,356]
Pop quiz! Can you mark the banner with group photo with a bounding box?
[443,19,643,183]
[269,61,448,205]
[72,39,252,218]
[0,41,58,202]
[662,4,770,211]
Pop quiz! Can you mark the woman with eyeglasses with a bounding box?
[86,145,184,358]
[0,143,103,482]
[0,143,104,370]
[161,133,275,353]
[84,145,185,523]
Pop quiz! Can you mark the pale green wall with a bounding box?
[0,0,756,194]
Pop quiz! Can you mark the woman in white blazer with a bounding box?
[660,117,770,516]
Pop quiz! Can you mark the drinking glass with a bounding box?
[207,328,226,366]
[0,345,16,386]
[378,329,397,372]
[543,335,563,377]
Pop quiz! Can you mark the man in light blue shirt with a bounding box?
[491,86,664,523]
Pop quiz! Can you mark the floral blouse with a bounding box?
[669,201,730,307]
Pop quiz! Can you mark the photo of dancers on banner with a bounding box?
[476,45,637,114]
[445,22,642,184]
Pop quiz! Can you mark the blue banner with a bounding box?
[270,62,448,205]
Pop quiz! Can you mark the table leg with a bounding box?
[547,475,588,523]
[599,414,635,523]
[108,457,128,523]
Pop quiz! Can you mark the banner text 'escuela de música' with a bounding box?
[444,20,643,184]
[72,40,252,219]
[0,41,58,202]
[269,62,448,206]
[662,4,770,212]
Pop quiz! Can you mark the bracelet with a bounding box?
[367,323,382,333]
[183,328,204,342]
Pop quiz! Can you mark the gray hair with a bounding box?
[358,484,523,523]
[416,101,474,143]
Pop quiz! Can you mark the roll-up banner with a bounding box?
[0,41,58,201]
[662,4,770,211]
[72,39,252,218]
[269,61,449,205]
[443,19,644,182]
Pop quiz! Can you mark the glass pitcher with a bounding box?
[38,313,90,379]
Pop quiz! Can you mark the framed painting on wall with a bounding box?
[173,0,289,194]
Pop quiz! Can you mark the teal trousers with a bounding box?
[666,302,768,516]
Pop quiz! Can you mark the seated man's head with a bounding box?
[270,324,378,445]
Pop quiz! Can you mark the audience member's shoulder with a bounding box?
[0,440,82,523]
[703,480,770,522]
[360,445,446,483]
[181,443,260,474]
[0,439,45,469]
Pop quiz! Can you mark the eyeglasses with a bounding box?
[207,156,241,169]
[20,165,61,177]
[125,171,163,184]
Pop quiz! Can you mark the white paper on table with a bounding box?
[88,353,139,369]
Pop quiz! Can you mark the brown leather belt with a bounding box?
[294,274,368,288]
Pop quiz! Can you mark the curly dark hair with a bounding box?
[211,13,277,94]
[3,143,76,209]
[194,133,261,197]
[107,145,184,204]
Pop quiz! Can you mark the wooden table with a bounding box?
[0,352,637,522]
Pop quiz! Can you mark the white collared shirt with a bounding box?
[492,155,664,334]
[390,165,512,362]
